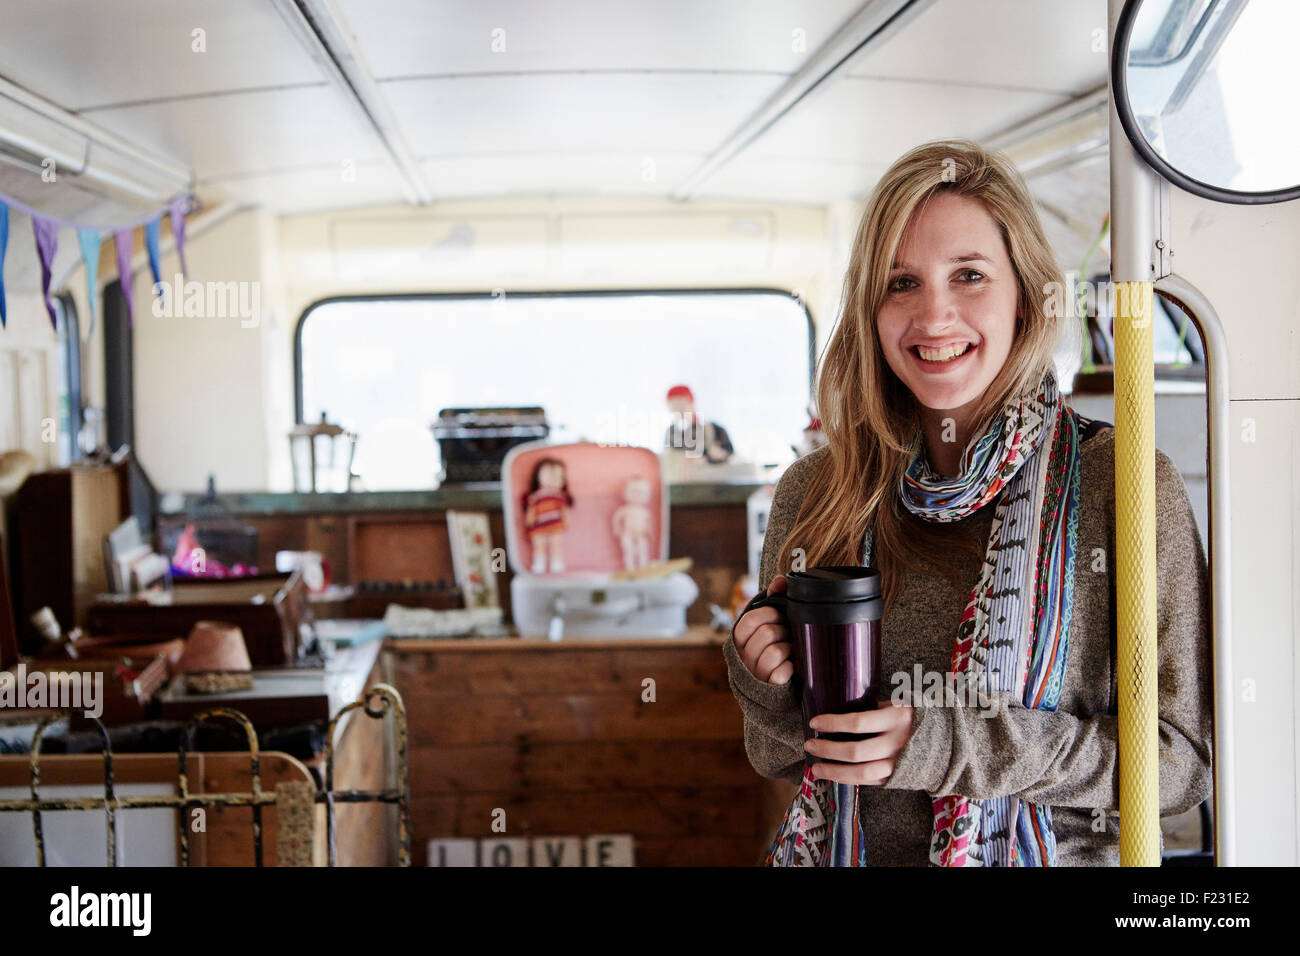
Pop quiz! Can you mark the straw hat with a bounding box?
[176,621,252,674]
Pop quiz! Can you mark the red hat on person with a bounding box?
[666,385,694,402]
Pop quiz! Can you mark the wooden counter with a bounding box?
[155,493,756,628]
[384,625,784,866]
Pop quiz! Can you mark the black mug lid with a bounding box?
[785,566,881,603]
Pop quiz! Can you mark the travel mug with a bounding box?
[748,566,883,749]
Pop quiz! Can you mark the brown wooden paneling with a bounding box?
[410,739,759,793]
[390,633,768,866]
[158,500,749,629]
[247,516,307,572]
[351,515,453,583]
[305,515,350,586]
[388,646,728,696]
[15,471,75,636]
[631,835,762,867]
[323,653,391,866]
[88,571,306,667]
[670,505,746,567]
[192,754,318,867]
[13,468,122,649]
[411,787,761,840]
[403,692,741,746]
[671,504,747,623]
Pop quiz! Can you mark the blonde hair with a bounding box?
[782,139,1068,613]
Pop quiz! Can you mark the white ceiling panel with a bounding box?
[0,0,325,111]
[0,0,1115,215]
[848,0,1109,96]
[699,156,891,206]
[735,74,1066,169]
[335,0,865,78]
[201,160,409,215]
[416,152,704,200]
[1026,151,1111,271]
[383,72,785,157]
[84,87,386,180]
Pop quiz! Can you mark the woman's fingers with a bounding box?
[754,642,793,683]
[804,731,901,765]
[801,704,914,785]
[808,703,910,737]
[732,606,781,650]
[807,758,897,786]
[767,659,795,686]
[738,619,789,676]
[733,575,792,684]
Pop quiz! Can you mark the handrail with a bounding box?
[1154,273,1236,867]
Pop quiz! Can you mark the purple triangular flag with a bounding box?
[115,229,135,326]
[168,197,189,279]
[32,216,59,331]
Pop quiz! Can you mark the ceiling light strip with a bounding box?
[270,0,432,205]
[671,0,936,201]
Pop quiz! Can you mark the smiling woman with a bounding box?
[724,139,1213,867]
[876,192,1020,477]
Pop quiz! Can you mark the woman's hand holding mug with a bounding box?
[803,705,914,785]
[733,574,794,685]
[734,565,913,785]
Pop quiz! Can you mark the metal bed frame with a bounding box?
[0,683,410,867]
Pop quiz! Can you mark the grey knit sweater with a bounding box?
[722,426,1214,865]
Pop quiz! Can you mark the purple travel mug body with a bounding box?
[749,566,883,756]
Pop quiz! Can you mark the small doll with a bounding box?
[611,476,653,571]
[663,384,734,463]
[523,457,573,574]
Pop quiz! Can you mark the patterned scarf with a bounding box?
[765,367,1082,867]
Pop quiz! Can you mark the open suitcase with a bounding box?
[502,441,698,639]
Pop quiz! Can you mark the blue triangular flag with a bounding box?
[77,228,102,338]
[0,202,8,328]
[145,216,162,291]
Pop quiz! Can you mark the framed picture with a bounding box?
[446,511,500,608]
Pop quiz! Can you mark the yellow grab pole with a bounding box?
[1113,280,1161,866]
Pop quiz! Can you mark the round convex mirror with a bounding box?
[1113,0,1300,204]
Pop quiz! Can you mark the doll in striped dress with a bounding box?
[523,457,573,574]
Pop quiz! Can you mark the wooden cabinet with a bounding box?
[11,466,122,650]
[386,627,774,866]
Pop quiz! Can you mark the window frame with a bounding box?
[293,287,817,427]
[52,292,83,464]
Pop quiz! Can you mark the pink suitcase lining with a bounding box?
[501,441,668,576]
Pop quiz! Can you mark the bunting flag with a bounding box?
[114,229,136,326]
[76,228,102,338]
[32,216,59,331]
[144,216,162,291]
[168,197,189,279]
[0,189,191,332]
[0,202,8,328]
